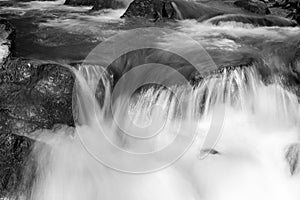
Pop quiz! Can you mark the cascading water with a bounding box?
[26,63,300,200]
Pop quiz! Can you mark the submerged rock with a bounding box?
[0,19,15,65]
[234,0,271,14]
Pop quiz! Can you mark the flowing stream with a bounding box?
[1,0,300,199]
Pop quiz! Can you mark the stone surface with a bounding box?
[92,0,125,10]
[0,58,75,136]
[285,143,300,175]
[234,0,271,14]
[0,57,75,198]
[121,0,156,19]
[64,0,94,6]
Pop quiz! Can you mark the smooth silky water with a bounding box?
[26,65,300,200]
[1,1,300,199]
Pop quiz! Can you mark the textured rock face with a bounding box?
[0,19,15,65]
[0,58,75,136]
[0,56,75,198]
[121,0,156,18]
[0,133,34,199]
[234,0,271,14]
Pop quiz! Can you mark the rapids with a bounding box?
[1,0,300,200]
[27,65,300,200]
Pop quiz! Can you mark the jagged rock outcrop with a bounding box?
[234,0,271,14]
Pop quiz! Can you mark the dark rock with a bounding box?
[169,0,225,20]
[92,0,125,10]
[234,0,271,14]
[0,133,34,199]
[0,18,15,65]
[121,0,225,20]
[65,0,125,8]
[0,58,75,137]
[0,57,75,198]
[121,0,156,19]
[292,41,300,76]
[64,0,94,6]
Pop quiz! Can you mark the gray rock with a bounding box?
[0,57,75,198]
[234,0,271,14]
[285,143,300,175]
[92,0,125,10]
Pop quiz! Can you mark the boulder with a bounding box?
[0,57,75,198]
[92,0,125,10]
[0,19,15,66]
[0,58,75,137]
[121,0,224,20]
[121,0,156,18]
[234,0,271,14]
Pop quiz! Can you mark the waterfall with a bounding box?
[26,64,300,200]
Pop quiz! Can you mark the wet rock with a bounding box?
[234,0,271,14]
[0,133,34,199]
[0,18,15,65]
[92,0,125,10]
[121,0,156,19]
[121,0,225,20]
[65,0,125,8]
[0,57,75,198]
[0,58,75,137]
[64,0,94,6]
[292,42,300,76]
